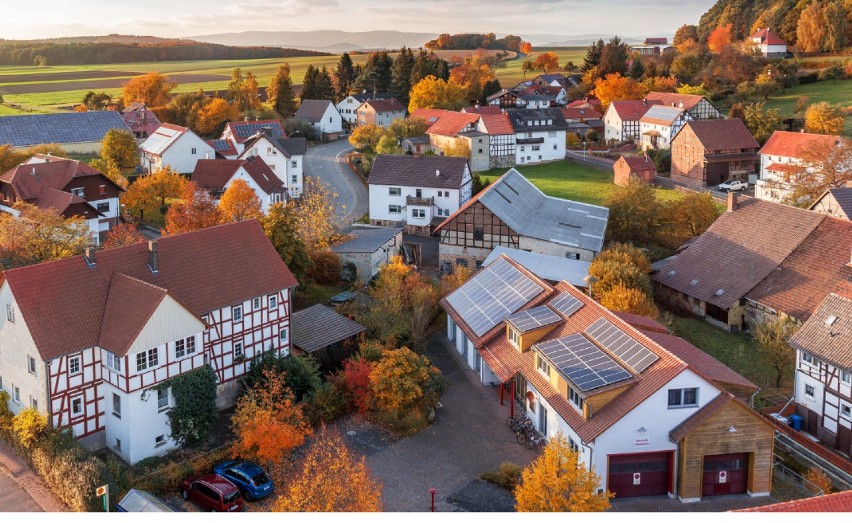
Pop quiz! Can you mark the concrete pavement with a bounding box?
[302,139,368,227]
[0,439,65,512]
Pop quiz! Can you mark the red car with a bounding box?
[180,473,244,512]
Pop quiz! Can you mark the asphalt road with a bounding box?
[0,467,41,512]
[302,139,367,227]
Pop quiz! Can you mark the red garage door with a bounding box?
[702,453,749,496]
[608,452,673,498]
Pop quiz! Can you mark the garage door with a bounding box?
[608,452,672,498]
[702,453,748,496]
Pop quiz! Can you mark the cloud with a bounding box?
[227,0,338,15]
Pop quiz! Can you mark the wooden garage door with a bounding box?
[702,453,748,496]
[608,452,672,498]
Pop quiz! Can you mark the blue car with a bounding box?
[212,460,273,501]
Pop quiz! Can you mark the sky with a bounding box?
[1,0,713,40]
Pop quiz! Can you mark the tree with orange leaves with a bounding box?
[219,179,263,223]
[274,427,381,512]
[164,182,222,234]
[519,41,533,55]
[532,52,560,73]
[707,24,733,54]
[194,97,237,137]
[593,73,646,112]
[232,368,312,468]
[122,72,175,107]
[101,223,145,250]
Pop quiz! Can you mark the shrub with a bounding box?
[599,284,660,319]
[307,250,342,285]
[0,390,12,436]
[481,462,523,491]
[305,382,347,424]
[805,467,833,495]
[30,430,110,512]
[134,446,233,496]
[12,408,48,449]
[338,358,374,413]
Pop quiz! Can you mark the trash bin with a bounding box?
[789,414,803,431]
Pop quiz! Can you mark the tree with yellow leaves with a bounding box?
[122,72,175,107]
[293,176,340,251]
[408,75,467,113]
[194,98,238,137]
[443,139,471,159]
[219,179,263,223]
[593,73,646,113]
[599,284,659,319]
[804,102,846,135]
[100,128,139,169]
[122,167,187,220]
[0,203,90,268]
[532,52,560,73]
[274,427,382,512]
[515,433,612,512]
[12,408,48,449]
[370,347,445,419]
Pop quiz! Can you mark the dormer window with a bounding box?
[508,326,520,347]
[568,385,584,412]
[536,353,551,381]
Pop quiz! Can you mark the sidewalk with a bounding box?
[0,438,67,512]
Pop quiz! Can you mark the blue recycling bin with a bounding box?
[789,414,803,431]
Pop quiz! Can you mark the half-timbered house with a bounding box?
[0,221,297,464]
[670,119,759,189]
[604,99,661,143]
[477,112,516,169]
[644,92,723,120]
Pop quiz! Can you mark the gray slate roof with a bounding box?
[828,187,852,218]
[483,247,591,287]
[291,304,367,353]
[507,108,570,133]
[331,226,402,254]
[349,92,392,103]
[241,131,306,158]
[0,111,132,147]
[294,100,335,123]
[369,154,469,190]
[478,168,609,252]
[789,293,852,369]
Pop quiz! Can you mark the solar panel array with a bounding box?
[210,139,233,152]
[549,291,584,318]
[446,258,544,337]
[506,305,561,333]
[0,111,131,148]
[536,334,632,392]
[585,318,659,373]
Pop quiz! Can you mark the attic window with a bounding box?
[825,315,838,327]
[690,279,699,286]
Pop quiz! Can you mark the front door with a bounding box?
[837,425,851,456]
[807,409,820,437]
[702,453,749,496]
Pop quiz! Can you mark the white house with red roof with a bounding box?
[0,221,297,464]
[604,99,662,142]
[644,92,722,121]
[191,158,286,212]
[139,124,214,174]
[755,131,842,203]
[441,256,773,501]
[639,106,692,151]
[748,28,787,58]
[411,109,490,171]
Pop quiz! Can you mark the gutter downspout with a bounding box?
[749,386,762,409]
[44,360,53,429]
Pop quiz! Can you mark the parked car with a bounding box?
[718,180,749,191]
[180,474,243,512]
[212,460,273,501]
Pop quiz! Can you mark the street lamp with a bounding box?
[583,275,599,298]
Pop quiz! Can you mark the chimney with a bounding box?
[84,247,96,268]
[642,98,647,106]
[147,240,159,274]
[31,167,36,176]
[727,191,739,212]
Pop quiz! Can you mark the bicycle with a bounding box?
[525,432,547,449]
[506,413,531,432]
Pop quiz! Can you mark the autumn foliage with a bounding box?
[593,73,646,112]
[337,358,373,414]
[707,24,733,54]
[531,52,560,73]
[408,75,468,113]
[164,182,222,234]
[123,72,175,107]
[274,427,382,512]
[101,222,145,250]
[0,203,90,268]
[370,347,445,422]
[122,167,187,220]
[515,433,612,512]
[12,408,49,449]
[218,179,263,223]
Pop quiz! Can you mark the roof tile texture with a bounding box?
[368,154,468,190]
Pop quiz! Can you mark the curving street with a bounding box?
[302,139,368,228]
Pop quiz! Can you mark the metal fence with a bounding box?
[773,458,824,497]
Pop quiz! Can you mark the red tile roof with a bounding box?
[621,155,656,173]
[462,105,502,115]
[0,220,297,360]
[424,112,480,137]
[680,119,759,151]
[644,92,706,112]
[410,109,448,129]
[191,157,284,196]
[561,107,603,120]
[479,112,514,135]
[567,96,601,109]
[33,187,95,216]
[764,162,797,173]
[790,293,852,370]
[609,99,661,121]
[613,311,668,333]
[745,216,852,321]
[0,157,102,200]
[749,28,786,46]
[759,130,840,158]
[98,274,172,356]
[735,490,852,512]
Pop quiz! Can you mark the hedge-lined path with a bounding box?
[0,438,67,511]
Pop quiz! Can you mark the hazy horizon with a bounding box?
[2,0,712,41]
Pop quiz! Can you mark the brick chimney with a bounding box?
[84,247,96,268]
[147,240,159,274]
[727,191,739,212]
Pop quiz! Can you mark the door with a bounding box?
[607,452,672,498]
[837,425,851,456]
[807,409,819,437]
[539,405,548,434]
[702,453,748,496]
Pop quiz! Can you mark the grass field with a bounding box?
[477,159,682,207]
[493,48,586,87]
[763,79,852,136]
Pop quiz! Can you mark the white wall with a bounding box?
[240,136,304,198]
[369,183,462,223]
[375,110,406,128]
[604,106,623,142]
[218,167,280,213]
[515,131,565,165]
[318,105,343,134]
[518,236,597,262]
[336,97,362,124]
[0,282,47,416]
[158,133,215,174]
[103,381,176,465]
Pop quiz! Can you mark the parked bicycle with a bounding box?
[506,413,532,432]
[525,432,547,449]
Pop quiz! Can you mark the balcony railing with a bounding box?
[406,195,434,206]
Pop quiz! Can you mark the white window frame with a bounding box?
[233,341,244,359]
[71,396,84,417]
[269,294,278,309]
[841,370,851,384]
[175,338,186,358]
[186,336,196,355]
[388,205,401,214]
[840,402,851,420]
[668,387,699,408]
[112,393,121,419]
[568,386,583,412]
[412,208,426,219]
[157,388,170,411]
[804,384,815,399]
[155,434,167,447]
[68,355,81,375]
[508,327,520,347]
[6,304,14,323]
[106,352,122,373]
[233,305,243,322]
[28,356,37,375]
[536,354,551,380]
[253,297,260,309]
[389,187,402,196]
[280,327,289,343]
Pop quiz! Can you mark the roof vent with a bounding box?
[715,289,725,296]
[436,169,440,177]
[825,315,838,327]
[690,279,699,286]
[668,270,676,276]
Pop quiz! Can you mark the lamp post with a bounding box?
[583,275,599,298]
[429,488,437,512]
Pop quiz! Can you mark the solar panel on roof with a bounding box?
[446,258,545,337]
[506,305,561,333]
[585,318,659,373]
[536,334,632,392]
[549,291,584,317]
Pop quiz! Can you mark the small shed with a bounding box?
[331,226,403,281]
[613,155,657,186]
[291,304,367,372]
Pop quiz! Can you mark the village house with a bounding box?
[653,194,852,332]
[487,89,555,110]
[220,119,287,156]
[755,131,842,203]
[235,130,306,198]
[336,92,392,125]
[435,168,608,271]
[191,158,286,213]
[508,108,568,165]
[139,123,214,174]
[401,135,433,156]
[0,155,122,245]
[748,28,787,58]
[368,154,471,236]
[356,98,406,128]
[121,102,162,140]
[411,109,489,171]
[644,92,723,120]
[561,106,605,138]
[613,155,657,186]
[809,183,852,220]
[604,99,662,143]
[291,304,366,373]
[788,292,852,456]
[441,256,773,501]
[294,100,343,139]
[330,225,403,281]
[629,38,673,56]
[476,111,517,169]
[639,105,692,151]
[567,96,602,111]
[0,111,132,154]
[0,221,298,464]
[531,73,582,93]
[670,119,759,189]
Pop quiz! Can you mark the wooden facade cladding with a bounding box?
[676,400,774,499]
[509,323,559,353]
[439,201,519,251]
[584,383,633,419]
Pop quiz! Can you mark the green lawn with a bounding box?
[477,160,683,207]
[494,47,586,87]
[0,104,37,116]
[763,79,852,136]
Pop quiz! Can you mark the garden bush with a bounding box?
[481,462,523,491]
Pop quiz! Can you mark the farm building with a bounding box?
[291,304,366,372]
[0,111,132,154]
[330,226,403,281]
[613,155,657,186]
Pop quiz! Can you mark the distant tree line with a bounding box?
[0,41,330,66]
[424,33,528,52]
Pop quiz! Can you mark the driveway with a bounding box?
[302,139,367,227]
[362,335,539,512]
